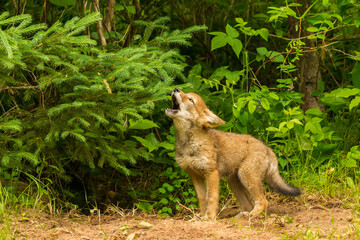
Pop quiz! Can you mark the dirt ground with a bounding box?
[4,197,359,240]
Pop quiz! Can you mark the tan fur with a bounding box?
[165,88,301,220]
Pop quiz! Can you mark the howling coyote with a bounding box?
[165,88,301,219]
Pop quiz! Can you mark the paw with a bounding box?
[202,213,217,221]
[234,211,251,219]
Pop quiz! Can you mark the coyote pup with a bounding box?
[165,88,301,219]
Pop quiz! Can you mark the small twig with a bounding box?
[0,85,38,91]
[177,201,201,220]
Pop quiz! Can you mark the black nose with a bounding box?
[174,88,180,92]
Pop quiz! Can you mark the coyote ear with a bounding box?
[203,109,225,128]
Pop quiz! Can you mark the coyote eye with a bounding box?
[189,98,194,103]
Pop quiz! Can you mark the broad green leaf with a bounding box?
[268,92,279,100]
[158,142,174,150]
[290,119,303,125]
[129,119,159,130]
[334,88,360,98]
[286,121,294,129]
[320,95,347,106]
[346,177,355,188]
[267,51,285,63]
[226,24,239,38]
[311,80,325,97]
[230,39,242,58]
[258,28,269,41]
[342,159,357,168]
[248,100,256,114]
[305,108,323,116]
[135,202,152,212]
[266,127,279,131]
[256,47,268,56]
[133,136,157,152]
[349,96,360,111]
[211,35,228,51]
[208,31,227,36]
[239,111,249,125]
[260,98,270,110]
[232,106,240,118]
[307,27,319,32]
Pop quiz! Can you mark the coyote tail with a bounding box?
[265,150,301,196]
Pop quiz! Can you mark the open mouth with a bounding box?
[172,94,180,111]
[166,93,180,117]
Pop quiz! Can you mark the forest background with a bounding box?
[0,0,359,218]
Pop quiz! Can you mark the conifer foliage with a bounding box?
[0,12,205,183]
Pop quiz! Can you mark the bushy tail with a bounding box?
[265,150,301,196]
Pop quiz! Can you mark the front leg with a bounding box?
[204,170,220,220]
[188,172,207,216]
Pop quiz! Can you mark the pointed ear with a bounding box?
[203,109,225,128]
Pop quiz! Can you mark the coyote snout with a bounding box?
[166,88,301,220]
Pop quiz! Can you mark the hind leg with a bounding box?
[227,175,253,212]
[237,161,268,216]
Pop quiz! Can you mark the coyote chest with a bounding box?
[175,136,216,173]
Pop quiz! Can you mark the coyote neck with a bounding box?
[173,120,208,147]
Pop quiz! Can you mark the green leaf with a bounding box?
[133,136,157,152]
[226,24,239,38]
[232,106,240,118]
[267,51,285,63]
[307,27,319,32]
[129,119,159,130]
[334,88,360,98]
[258,28,269,41]
[248,100,256,114]
[211,35,228,51]
[260,98,270,110]
[290,119,303,125]
[239,111,249,125]
[266,127,279,131]
[208,31,227,36]
[256,47,268,56]
[342,159,357,168]
[346,177,355,188]
[136,202,152,212]
[349,96,360,111]
[311,80,325,97]
[230,39,242,58]
[305,108,323,116]
[268,92,279,100]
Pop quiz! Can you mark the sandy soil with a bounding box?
[3,198,359,240]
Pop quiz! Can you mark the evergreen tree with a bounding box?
[0,12,205,187]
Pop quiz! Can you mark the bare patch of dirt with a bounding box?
[3,199,359,239]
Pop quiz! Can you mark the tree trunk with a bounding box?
[104,0,116,32]
[299,38,323,110]
[288,0,323,111]
[92,0,107,46]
